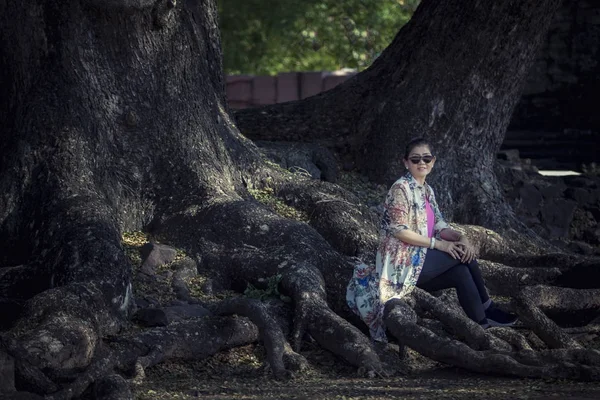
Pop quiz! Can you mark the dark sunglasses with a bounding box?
[408,155,434,164]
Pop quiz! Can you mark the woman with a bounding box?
[347,137,517,342]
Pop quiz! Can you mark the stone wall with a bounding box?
[226,70,356,110]
[510,0,600,131]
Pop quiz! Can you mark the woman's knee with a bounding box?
[466,259,482,274]
[447,264,471,284]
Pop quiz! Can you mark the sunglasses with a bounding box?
[408,155,434,164]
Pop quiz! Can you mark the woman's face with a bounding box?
[404,145,435,180]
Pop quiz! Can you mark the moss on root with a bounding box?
[249,186,309,222]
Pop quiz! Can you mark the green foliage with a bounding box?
[218,0,419,74]
[244,274,292,302]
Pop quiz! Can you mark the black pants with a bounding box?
[417,249,490,323]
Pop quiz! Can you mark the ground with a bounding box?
[135,343,600,400]
[121,167,600,400]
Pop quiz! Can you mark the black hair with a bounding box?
[404,137,433,159]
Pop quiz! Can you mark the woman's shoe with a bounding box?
[485,303,518,327]
[478,317,490,329]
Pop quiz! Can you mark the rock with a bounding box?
[497,149,521,163]
[139,242,178,275]
[172,257,197,280]
[563,175,598,189]
[133,308,169,327]
[565,187,596,205]
[201,278,219,295]
[541,199,577,238]
[172,276,192,301]
[0,350,15,393]
[539,182,565,200]
[517,183,543,215]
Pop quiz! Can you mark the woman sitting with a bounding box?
[347,137,517,342]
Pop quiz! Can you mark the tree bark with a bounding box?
[1,0,599,397]
[234,0,562,230]
[0,0,263,394]
[0,1,382,395]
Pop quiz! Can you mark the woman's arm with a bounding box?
[440,228,476,262]
[439,228,462,242]
[394,229,432,247]
[395,229,465,259]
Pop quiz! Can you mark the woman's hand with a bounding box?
[435,240,465,260]
[457,236,477,263]
[457,243,477,263]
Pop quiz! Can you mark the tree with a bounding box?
[234,0,562,231]
[1,0,599,398]
[218,0,419,74]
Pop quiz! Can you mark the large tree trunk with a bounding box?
[234,0,561,230]
[0,1,380,397]
[1,0,599,398]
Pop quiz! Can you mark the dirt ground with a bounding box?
[133,341,600,400]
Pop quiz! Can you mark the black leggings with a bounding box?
[417,249,490,323]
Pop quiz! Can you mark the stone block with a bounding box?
[277,72,299,103]
[518,183,543,215]
[541,199,577,238]
[300,71,323,99]
[252,75,276,105]
[0,350,15,393]
[139,242,178,275]
[172,257,197,280]
[226,75,252,102]
[323,74,351,92]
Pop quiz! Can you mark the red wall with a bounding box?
[225,70,356,109]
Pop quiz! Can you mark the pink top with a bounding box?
[425,196,435,238]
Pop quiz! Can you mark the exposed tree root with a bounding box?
[274,177,379,257]
[1,168,598,397]
[384,299,600,380]
[487,327,534,351]
[153,198,383,372]
[478,261,562,295]
[214,297,306,379]
[37,315,260,400]
[412,289,495,351]
[514,287,583,349]
[523,286,600,312]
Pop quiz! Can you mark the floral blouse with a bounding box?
[346,172,449,341]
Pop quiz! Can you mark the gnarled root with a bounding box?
[384,298,600,380]
[514,287,583,349]
[154,198,383,374]
[214,297,306,379]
